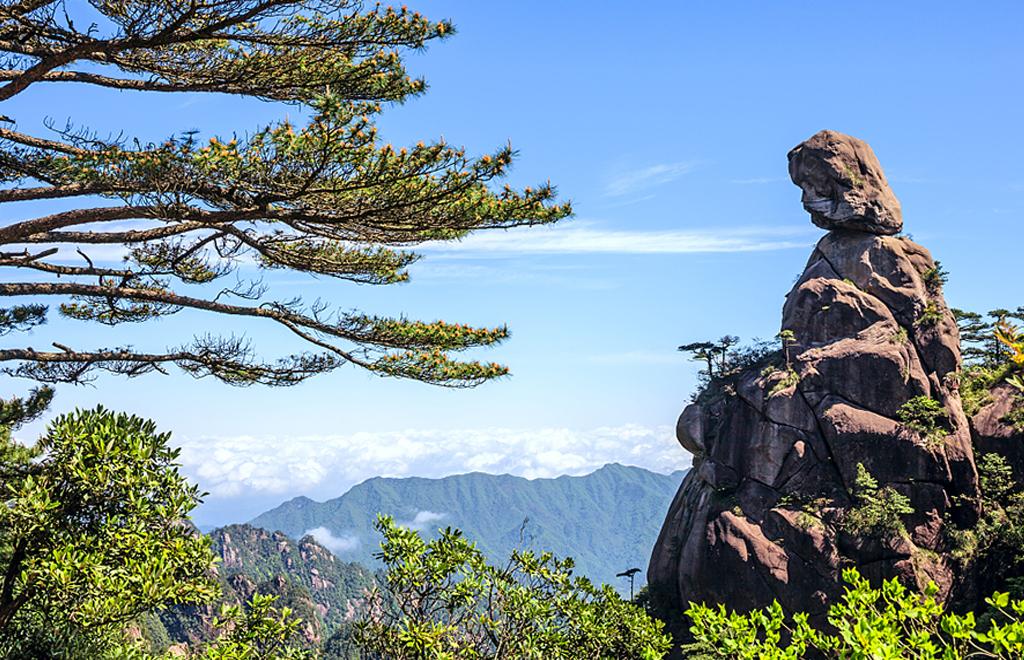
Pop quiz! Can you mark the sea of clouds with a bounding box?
[177,424,689,507]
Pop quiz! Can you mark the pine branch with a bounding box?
[0,0,570,389]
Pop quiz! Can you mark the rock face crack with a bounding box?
[794,386,851,500]
[648,130,981,623]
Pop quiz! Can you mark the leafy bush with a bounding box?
[996,321,1024,369]
[186,594,312,660]
[889,326,910,345]
[0,407,217,654]
[980,452,1017,505]
[921,261,949,294]
[950,453,1024,576]
[897,396,948,445]
[685,569,1024,659]
[916,301,945,327]
[352,516,671,659]
[842,463,913,538]
[692,339,781,404]
[768,368,800,397]
[954,314,1024,420]
[960,363,1015,417]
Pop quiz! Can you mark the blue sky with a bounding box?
[3,1,1022,526]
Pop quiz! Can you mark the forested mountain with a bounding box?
[140,525,376,654]
[250,463,686,587]
[135,465,686,654]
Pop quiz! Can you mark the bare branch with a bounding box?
[0,182,126,203]
[18,222,210,244]
[0,205,163,244]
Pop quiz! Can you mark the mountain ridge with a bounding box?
[249,462,687,587]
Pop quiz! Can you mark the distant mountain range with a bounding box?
[248,463,687,587]
[138,464,686,655]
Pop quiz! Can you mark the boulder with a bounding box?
[676,403,705,455]
[788,130,902,235]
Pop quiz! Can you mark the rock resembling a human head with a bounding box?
[788,130,902,235]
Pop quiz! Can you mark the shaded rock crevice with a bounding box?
[794,386,853,501]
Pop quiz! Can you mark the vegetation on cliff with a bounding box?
[955,309,1024,418]
[674,310,1024,658]
[651,129,1024,658]
[141,525,376,654]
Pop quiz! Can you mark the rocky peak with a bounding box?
[649,131,980,632]
[788,130,903,235]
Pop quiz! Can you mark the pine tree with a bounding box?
[0,0,570,394]
[953,308,991,366]
[678,341,717,379]
[0,5,570,654]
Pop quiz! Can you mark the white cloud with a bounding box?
[604,162,697,197]
[176,424,689,502]
[303,527,360,555]
[420,223,814,256]
[403,510,446,531]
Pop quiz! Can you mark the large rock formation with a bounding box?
[971,382,1024,481]
[649,130,980,625]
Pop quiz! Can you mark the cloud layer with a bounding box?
[421,223,814,256]
[177,424,689,503]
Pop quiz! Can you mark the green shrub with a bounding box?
[916,302,945,328]
[352,516,671,659]
[921,261,949,293]
[187,594,312,660]
[888,326,909,345]
[685,568,1024,659]
[795,511,821,531]
[897,396,948,445]
[980,453,1017,505]
[0,408,217,655]
[768,368,800,397]
[961,364,1013,416]
[949,453,1024,597]
[842,463,913,538]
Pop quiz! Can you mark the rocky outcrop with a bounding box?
[649,130,980,626]
[788,130,903,235]
[970,382,1024,480]
[156,524,375,650]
